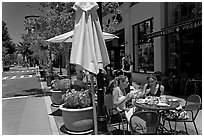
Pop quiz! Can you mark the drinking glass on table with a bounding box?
[131,92,140,105]
[160,95,166,103]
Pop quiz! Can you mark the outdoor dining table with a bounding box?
[129,95,185,134]
[133,95,184,111]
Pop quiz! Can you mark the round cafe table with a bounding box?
[134,100,180,111]
[132,96,182,134]
[133,95,185,111]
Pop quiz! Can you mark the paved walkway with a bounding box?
[2,96,54,135]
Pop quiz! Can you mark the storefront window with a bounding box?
[167,2,202,77]
[133,18,154,73]
[138,43,154,73]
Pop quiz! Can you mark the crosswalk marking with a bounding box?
[4,70,35,73]
[3,77,8,80]
[11,76,16,79]
[2,75,36,80]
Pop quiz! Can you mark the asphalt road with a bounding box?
[2,66,42,98]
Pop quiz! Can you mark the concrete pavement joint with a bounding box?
[41,81,60,135]
[44,96,60,135]
[2,96,29,100]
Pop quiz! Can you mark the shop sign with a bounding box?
[146,18,202,39]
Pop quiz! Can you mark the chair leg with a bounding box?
[174,121,177,135]
[193,121,199,135]
[127,122,129,132]
[162,118,165,126]
[184,122,188,134]
[168,121,172,131]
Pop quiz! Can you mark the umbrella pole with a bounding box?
[96,69,108,134]
[90,73,98,135]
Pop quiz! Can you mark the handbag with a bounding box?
[162,109,189,120]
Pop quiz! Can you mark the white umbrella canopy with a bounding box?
[70,2,110,75]
[46,30,118,43]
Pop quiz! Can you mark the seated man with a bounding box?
[73,72,87,90]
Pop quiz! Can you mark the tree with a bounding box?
[16,42,34,66]
[2,21,16,66]
[23,2,120,75]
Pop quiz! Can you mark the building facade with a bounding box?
[103,2,202,96]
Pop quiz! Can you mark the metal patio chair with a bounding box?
[162,94,201,135]
[104,94,129,135]
[129,111,160,135]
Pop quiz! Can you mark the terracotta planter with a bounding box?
[59,104,93,134]
[50,89,63,105]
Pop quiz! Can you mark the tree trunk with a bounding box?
[63,43,71,78]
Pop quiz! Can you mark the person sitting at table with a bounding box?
[143,75,164,97]
[73,72,87,90]
[112,75,134,112]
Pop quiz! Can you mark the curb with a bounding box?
[40,81,60,135]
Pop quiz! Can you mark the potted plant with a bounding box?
[59,88,93,134]
[50,75,71,107]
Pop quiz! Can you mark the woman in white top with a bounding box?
[112,75,133,112]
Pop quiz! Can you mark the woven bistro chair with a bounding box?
[129,111,160,135]
[104,94,129,135]
[162,94,201,134]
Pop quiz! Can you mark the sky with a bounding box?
[2,2,46,44]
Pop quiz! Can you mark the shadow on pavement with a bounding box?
[4,88,52,98]
[60,125,94,135]
[49,109,62,116]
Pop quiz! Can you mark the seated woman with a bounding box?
[112,75,133,112]
[142,75,164,97]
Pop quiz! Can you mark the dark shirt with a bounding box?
[74,80,87,90]
[123,60,133,80]
[146,83,161,97]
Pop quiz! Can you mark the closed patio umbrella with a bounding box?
[70,2,110,134]
[46,30,118,43]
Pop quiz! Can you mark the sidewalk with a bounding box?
[2,96,55,135]
[2,71,59,135]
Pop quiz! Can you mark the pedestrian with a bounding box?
[35,64,39,76]
[121,54,133,94]
[121,54,133,85]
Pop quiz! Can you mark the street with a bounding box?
[2,66,41,98]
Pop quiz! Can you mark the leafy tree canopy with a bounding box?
[2,21,16,55]
[22,2,120,67]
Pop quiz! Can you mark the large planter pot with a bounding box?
[50,89,63,106]
[59,105,93,134]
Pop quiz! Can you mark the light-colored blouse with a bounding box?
[113,87,127,111]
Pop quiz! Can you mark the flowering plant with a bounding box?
[51,78,71,92]
[62,89,92,109]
